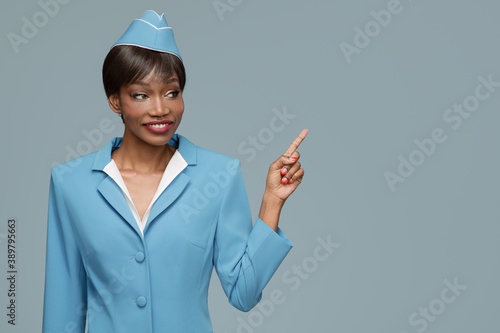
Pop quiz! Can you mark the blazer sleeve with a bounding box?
[213,159,293,312]
[42,169,87,333]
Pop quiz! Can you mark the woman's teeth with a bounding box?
[147,123,167,128]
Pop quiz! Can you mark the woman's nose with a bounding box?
[150,96,169,116]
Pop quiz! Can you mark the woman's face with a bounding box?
[109,71,184,147]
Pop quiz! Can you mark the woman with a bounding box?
[42,10,307,332]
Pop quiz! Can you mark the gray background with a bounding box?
[1,0,499,332]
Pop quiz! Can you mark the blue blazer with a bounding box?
[42,134,293,333]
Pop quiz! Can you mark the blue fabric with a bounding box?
[42,133,293,332]
[112,10,182,60]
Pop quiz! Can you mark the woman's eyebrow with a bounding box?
[162,78,179,84]
[132,78,179,86]
[133,81,150,86]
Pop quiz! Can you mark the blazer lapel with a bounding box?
[97,176,143,237]
[144,172,190,233]
[143,133,198,233]
[92,137,143,237]
[91,134,198,237]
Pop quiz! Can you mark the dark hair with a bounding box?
[102,45,186,122]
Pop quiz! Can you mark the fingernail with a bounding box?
[289,157,297,161]
[281,178,287,184]
[281,168,287,176]
[288,179,293,184]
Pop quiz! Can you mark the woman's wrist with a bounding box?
[263,191,285,208]
[258,192,285,232]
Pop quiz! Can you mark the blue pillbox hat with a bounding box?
[112,10,182,61]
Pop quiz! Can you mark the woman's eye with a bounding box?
[166,90,180,98]
[131,93,148,100]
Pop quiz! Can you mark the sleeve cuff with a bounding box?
[242,217,293,288]
[255,217,293,248]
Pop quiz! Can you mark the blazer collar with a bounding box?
[91,133,198,171]
[91,133,196,238]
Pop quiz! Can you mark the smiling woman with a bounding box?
[102,45,186,125]
[42,9,307,333]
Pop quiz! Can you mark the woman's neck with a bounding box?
[111,132,175,173]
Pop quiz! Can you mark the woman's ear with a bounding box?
[108,94,121,114]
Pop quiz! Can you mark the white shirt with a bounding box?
[103,149,188,236]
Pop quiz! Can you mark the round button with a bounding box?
[135,252,145,263]
[136,296,147,308]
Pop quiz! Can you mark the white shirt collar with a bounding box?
[102,149,188,236]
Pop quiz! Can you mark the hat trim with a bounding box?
[144,10,164,20]
[135,19,173,31]
[110,43,182,60]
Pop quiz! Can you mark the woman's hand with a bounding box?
[258,129,308,231]
[264,129,308,202]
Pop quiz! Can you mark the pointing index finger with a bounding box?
[284,129,308,157]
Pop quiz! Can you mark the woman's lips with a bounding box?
[143,122,173,134]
